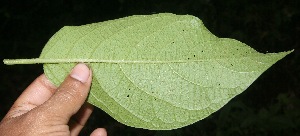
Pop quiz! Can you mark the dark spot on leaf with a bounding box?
[187,58,190,60]
[193,55,196,57]
[201,50,204,52]
[182,29,185,31]
[218,83,220,86]
[127,95,129,97]
[231,64,233,66]
[129,88,131,90]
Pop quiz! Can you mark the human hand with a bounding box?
[0,63,107,136]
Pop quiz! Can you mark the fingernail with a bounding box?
[70,63,90,83]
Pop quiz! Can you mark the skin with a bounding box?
[0,63,107,136]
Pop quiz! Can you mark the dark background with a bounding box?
[0,0,299,135]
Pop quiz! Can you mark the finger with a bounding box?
[69,103,94,136]
[4,74,57,119]
[40,63,92,124]
[90,128,107,136]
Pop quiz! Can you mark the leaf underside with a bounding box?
[39,13,292,130]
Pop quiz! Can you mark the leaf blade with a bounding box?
[39,13,293,130]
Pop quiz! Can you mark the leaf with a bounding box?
[3,13,293,130]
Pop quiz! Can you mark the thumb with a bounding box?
[40,63,92,124]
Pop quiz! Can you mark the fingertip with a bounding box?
[70,63,91,83]
[38,74,57,90]
[90,128,107,136]
[40,63,92,121]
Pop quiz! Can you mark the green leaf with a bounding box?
[3,13,293,130]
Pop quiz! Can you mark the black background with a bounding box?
[1,0,299,135]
